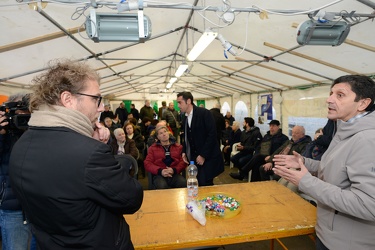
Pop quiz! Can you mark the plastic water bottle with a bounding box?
[187,161,198,202]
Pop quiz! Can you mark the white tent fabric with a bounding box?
[1,0,375,102]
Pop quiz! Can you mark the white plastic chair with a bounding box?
[229,142,241,169]
[247,170,253,182]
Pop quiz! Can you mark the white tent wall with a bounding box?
[280,85,331,138]
[211,85,331,139]
[219,95,233,114]
[0,80,346,140]
[204,99,218,110]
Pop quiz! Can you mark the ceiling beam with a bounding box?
[221,65,290,88]
[197,79,236,93]
[201,62,279,90]
[0,81,30,89]
[264,42,358,75]
[236,57,321,83]
[95,61,128,71]
[211,71,261,92]
[344,39,375,53]
[231,76,274,92]
[0,26,83,53]
[207,77,255,92]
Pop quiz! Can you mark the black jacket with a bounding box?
[267,135,312,163]
[256,129,289,156]
[228,129,242,147]
[210,108,226,144]
[10,126,143,250]
[239,127,263,154]
[100,110,114,122]
[182,105,224,183]
[130,108,139,121]
[0,131,23,210]
[115,107,128,126]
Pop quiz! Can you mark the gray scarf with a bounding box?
[28,104,94,138]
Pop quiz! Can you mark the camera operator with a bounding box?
[0,93,33,250]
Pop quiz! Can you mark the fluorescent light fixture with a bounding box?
[296,20,350,46]
[166,77,177,89]
[175,63,189,77]
[186,28,218,61]
[86,9,152,43]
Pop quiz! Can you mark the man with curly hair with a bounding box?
[9,59,143,250]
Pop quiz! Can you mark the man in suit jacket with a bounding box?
[177,92,224,186]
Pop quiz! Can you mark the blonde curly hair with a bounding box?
[29,58,100,112]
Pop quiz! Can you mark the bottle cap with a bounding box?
[190,161,194,165]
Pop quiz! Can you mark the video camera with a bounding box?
[0,96,30,131]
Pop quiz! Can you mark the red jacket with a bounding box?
[144,141,186,175]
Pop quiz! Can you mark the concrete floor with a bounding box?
[137,164,316,250]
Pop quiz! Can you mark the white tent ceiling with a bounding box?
[1,0,375,101]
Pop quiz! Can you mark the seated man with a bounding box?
[260,125,311,181]
[229,120,288,181]
[147,120,175,147]
[230,117,262,170]
[280,120,336,194]
[144,126,187,189]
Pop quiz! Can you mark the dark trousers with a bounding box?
[171,127,179,141]
[222,146,232,163]
[259,165,281,181]
[316,237,329,250]
[240,154,266,182]
[153,174,187,189]
[230,151,253,169]
[197,166,214,186]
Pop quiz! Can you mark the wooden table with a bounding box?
[124,181,316,249]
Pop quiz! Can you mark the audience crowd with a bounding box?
[3,62,374,250]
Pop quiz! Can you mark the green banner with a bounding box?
[173,100,180,111]
[197,100,205,108]
[151,101,158,114]
[123,100,132,113]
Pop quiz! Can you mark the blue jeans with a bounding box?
[0,209,31,250]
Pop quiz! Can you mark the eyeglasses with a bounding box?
[75,92,103,108]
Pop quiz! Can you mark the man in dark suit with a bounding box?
[130,103,140,121]
[115,102,128,127]
[210,103,226,145]
[177,92,224,186]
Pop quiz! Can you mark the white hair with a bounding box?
[232,121,240,128]
[113,128,125,137]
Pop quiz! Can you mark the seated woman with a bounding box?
[144,126,187,189]
[110,128,139,159]
[124,122,146,178]
[222,121,241,165]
